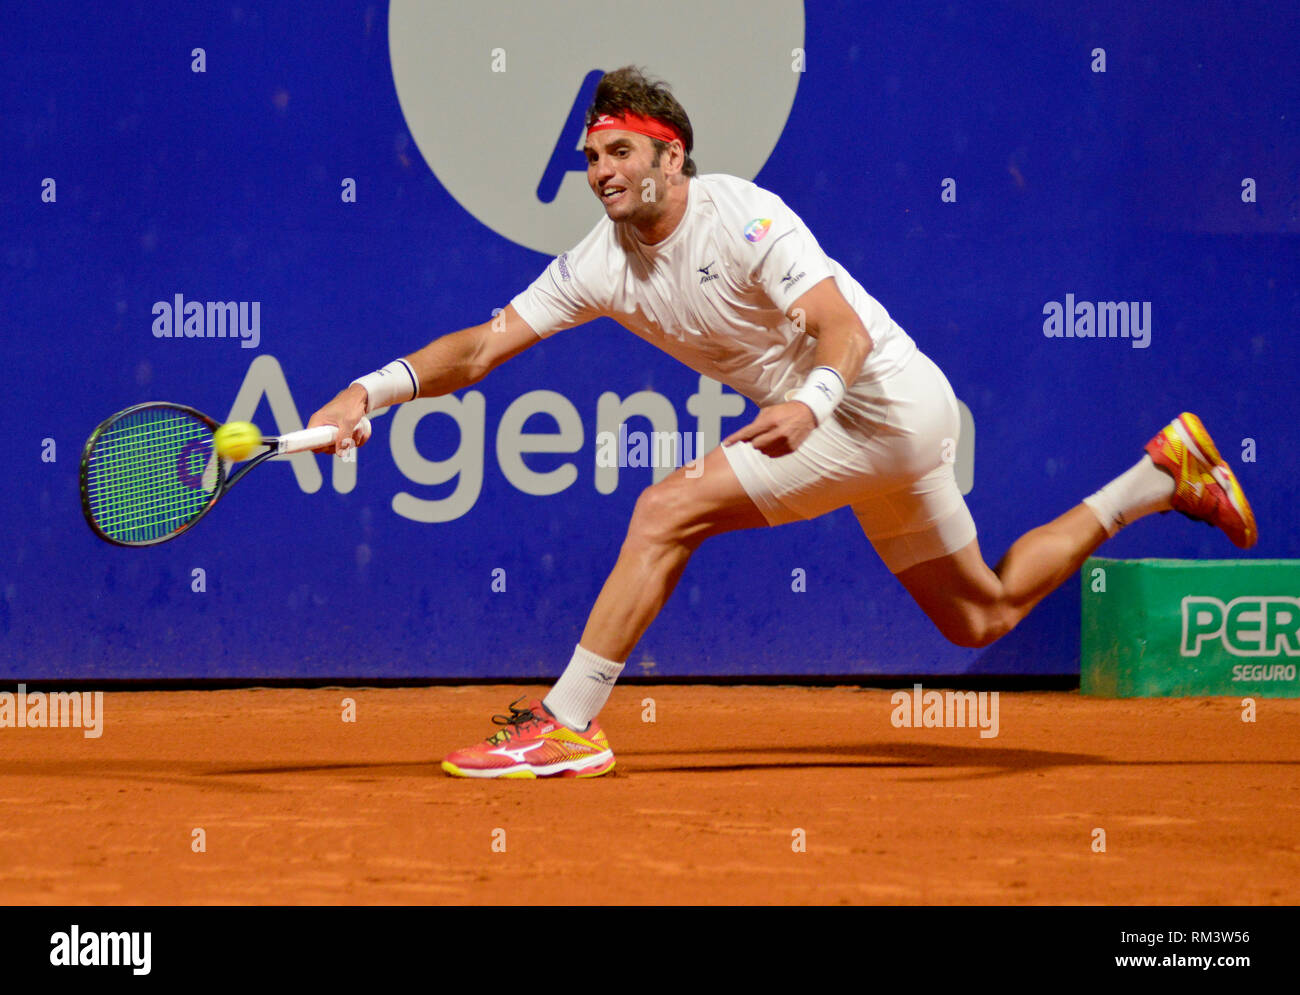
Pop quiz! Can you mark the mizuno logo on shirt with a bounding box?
[781,263,807,289]
[698,261,720,285]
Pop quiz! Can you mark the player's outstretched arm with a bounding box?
[307,305,541,454]
[401,304,541,397]
[724,277,874,457]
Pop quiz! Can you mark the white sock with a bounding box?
[1082,455,1176,536]
[543,644,625,731]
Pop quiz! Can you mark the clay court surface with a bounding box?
[1,685,1296,905]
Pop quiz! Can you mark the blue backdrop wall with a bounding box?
[3,1,1296,680]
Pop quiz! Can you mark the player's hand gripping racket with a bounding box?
[79,402,371,547]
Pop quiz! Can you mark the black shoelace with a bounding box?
[484,697,542,744]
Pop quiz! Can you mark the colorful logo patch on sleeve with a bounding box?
[743,218,773,243]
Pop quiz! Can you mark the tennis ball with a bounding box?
[214,421,261,461]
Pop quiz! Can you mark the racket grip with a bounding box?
[275,417,372,455]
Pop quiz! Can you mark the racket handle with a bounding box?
[274,417,372,455]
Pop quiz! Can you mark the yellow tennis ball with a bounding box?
[214,421,261,461]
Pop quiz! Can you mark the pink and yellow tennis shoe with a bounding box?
[1145,412,1257,549]
[442,698,616,779]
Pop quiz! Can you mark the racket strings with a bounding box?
[88,436,213,538]
[90,418,213,527]
[84,410,222,543]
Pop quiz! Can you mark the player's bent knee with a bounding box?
[627,482,695,548]
[938,608,1012,649]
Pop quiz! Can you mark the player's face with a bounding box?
[584,130,666,223]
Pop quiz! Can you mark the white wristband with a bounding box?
[351,359,419,413]
[786,366,846,426]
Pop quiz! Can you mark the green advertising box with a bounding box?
[1081,558,1300,698]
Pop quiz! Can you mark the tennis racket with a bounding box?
[79,402,371,547]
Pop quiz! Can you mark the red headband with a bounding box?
[588,112,683,146]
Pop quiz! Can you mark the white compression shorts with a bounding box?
[721,350,977,574]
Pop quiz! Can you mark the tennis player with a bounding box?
[308,67,1256,778]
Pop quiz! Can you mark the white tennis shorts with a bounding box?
[722,350,977,574]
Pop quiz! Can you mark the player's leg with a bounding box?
[884,412,1257,647]
[576,447,769,661]
[538,445,769,731]
[442,444,768,778]
[891,510,1105,648]
[540,445,768,727]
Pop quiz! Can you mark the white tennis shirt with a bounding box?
[511,173,917,411]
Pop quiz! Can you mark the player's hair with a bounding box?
[586,66,698,177]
